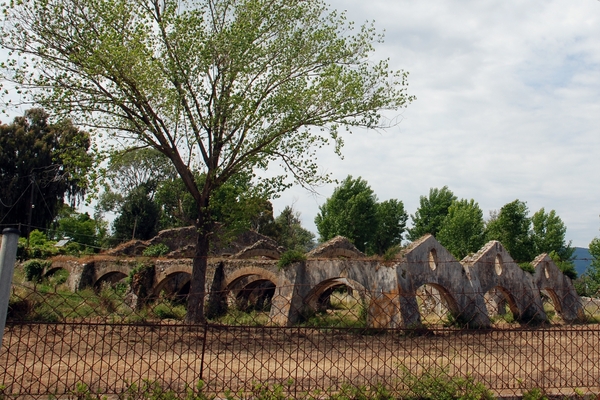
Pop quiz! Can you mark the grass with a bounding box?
[58,366,496,399]
[300,291,368,329]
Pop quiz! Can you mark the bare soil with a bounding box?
[1,323,600,398]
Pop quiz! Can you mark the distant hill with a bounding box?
[573,247,593,277]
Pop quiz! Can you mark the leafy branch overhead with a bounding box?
[1,0,413,322]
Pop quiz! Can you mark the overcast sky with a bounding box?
[270,0,600,248]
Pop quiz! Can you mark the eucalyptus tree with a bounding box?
[1,0,414,322]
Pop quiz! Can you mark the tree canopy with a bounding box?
[408,186,457,241]
[485,200,575,277]
[437,199,485,260]
[1,0,414,321]
[315,176,407,254]
[0,109,93,234]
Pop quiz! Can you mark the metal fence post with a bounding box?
[0,228,20,345]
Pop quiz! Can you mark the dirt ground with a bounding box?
[1,322,600,398]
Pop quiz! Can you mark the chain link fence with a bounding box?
[2,268,600,398]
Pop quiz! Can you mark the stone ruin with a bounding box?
[47,227,584,328]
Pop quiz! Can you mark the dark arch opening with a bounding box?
[227,275,276,312]
[484,286,520,326]
[94,271,127,291]
[302,278,369,328]
[154,272,191,303]
[415,283,459,327]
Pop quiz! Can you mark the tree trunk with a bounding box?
[186,221,210,323]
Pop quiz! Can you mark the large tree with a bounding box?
[437,199,485,260]
[408,186,457,241]
[1,0,413,322]
[315,176,378,253]
[485,200,575,277]
[315,176,407,254]
[485,200,534,263]
[0,109,93,235]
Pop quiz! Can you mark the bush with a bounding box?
[277,250,306,269]
[22,259,51,282]
[399,365,494,400]
[142,243,170,257]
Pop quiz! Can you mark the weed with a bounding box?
[522,388,548,400]
[142,243,170,257]
[22,259,51,282]
[277,250,306,269]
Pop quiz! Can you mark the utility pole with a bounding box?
[26,174,35,247]
[0,228,20,345]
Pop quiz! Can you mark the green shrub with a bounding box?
[519,262,535,274]
[382,245,402,262]
[522,388,548,400]
[143,243,170,257]
[152,301,187,320]
[277,250,306,269]
[399,366,494,400]
[22,259,51,282]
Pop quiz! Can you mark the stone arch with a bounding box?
[484,285,521,321]
[532,254,584,323]
[43,266,69,278]
[92,263,132,288]
[303,277,369,312]
[462,241,547,325]
[94,271,128,290]
[153,271,191,300]
[224,266,279,290]
[221,266,279,312]
[396,235,490,328]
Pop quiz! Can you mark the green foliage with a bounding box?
[408,186,457,241]
[0,109,95,232]
[277,250,307,269]
[112,182,161,241]
[485,200,534,263]
[22,259,51,282]
[272,206,315,252]
[18,230,59,260]
[578,236,600,296]
[152,300,187,320]
[437,199,485,260]
[484,201,575,273]
[369,199,408,256]
[143,243,170,257]
[518,262,535,274]
[521,388,548,400]
[315,176,407,254]
[382,245,402,262]
[52,206,106,254]
[1,0,413,322]
[399,366,494,400]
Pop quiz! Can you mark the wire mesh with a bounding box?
[2,272,600,398]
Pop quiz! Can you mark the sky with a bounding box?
[2,0,600,248]
[268,0,600,248]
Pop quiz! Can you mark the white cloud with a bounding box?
[272,0,600,248]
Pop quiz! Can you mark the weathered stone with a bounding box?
[47,234,584,329]
[532,253,584,323]
[307,236,365,259]
[462,241,547,325]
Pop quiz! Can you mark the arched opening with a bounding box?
[154,272,191,303]
[540,288,563,324]
[484,286,520,326]
[302,278,369,328]
[43,267,70,287]
[94,271,128,291]
[415,283,459,327]
[227,275,276,312]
